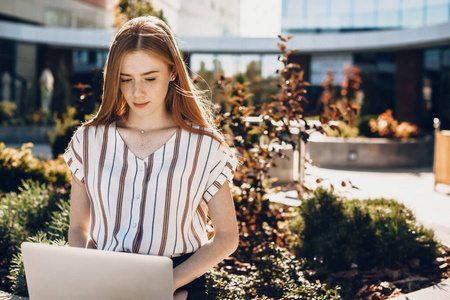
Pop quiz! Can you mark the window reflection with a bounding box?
[426,1,450,25]
[377,0,400,28]
[190,54,280,105]
[354,0,376,28]
[281,0,450,32]
[305,0,328,28]
[329,0,352,28]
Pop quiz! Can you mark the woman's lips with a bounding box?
[134,102,150,108]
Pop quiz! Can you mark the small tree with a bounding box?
[213,35,334,256]
[114,0,167,28]
[335,64,364,127]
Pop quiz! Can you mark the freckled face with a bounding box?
[119,51,174,122]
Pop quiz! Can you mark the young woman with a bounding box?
[64,16,239,299]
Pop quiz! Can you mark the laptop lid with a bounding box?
[21,242,174,300]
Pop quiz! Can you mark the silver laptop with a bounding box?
[21,242,174,300]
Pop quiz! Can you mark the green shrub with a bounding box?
[290,188,438,272]
[357,114,378,137]
[323,121,359,138]
[23,109,52,126]
[45,200,70,240]
[43,155,72,188]
[0,143,71,192]
[290,188,353,271]
[348,198,437,268]
[1,182,70,296]
[0,101,17,125]
[49,106,81,158]
[206,242,341,299]
[0,143,46,192]
[0,180,60,266]
[9,232,68,296]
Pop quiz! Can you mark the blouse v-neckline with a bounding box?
[112,122,180,161]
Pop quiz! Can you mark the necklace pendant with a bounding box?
[141,130,145,134]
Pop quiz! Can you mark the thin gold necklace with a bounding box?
[123,118,145,134]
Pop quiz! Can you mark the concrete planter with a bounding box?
[0,126,53,143]
[267,145,299,184]
[307,134,433,169]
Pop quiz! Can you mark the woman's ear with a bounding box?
[170,66,177,81]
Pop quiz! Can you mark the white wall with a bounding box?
[152,0,182,34]
[153,0,240,37]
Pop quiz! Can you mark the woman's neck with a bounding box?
[120,111,177,132]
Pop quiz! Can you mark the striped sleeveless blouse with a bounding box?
[63,122,237,257]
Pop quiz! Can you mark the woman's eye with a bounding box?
[145,78,156,81]
[120,79,131,82]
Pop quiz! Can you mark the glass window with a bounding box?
[189,54,217,90]
[45,9,72,28]
[424,49,441,71]
[427,0,450,4]
[310,53,353,86]
[261,54,279,78]
[282,0,290,17]
[329,0,352,28]
[377,53,396,73]
[95,51,108,69]
[190,53,279,105]
[236,55,260,74]
[402,0,425,9]
[377,0,400,28]
[305,0,328,28]
[73,50,89,66]
[401,0,425,27]
[443,48,450,67]
[426,0,450,26]
[260,54,280,104]
[191,54,217,72]
[282,0,306,30]
[354,0,376,28]
[215,55,239,77]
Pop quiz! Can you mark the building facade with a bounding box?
[0,0,240,118]
[1,0,449,131]
[153,0,240,37]
[0,0,113,116]
[279,0,450,130]
[282,0,450,33]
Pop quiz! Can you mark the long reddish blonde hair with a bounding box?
[85,16,229,150]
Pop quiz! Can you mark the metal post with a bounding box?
[433,117,441,191]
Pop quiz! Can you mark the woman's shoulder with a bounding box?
[183,122,221,144]
[71,123,111,142]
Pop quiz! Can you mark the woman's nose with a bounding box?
[133,82,145,98]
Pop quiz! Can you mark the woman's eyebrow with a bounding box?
[120,70,160,76]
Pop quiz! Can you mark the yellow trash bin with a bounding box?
[434,122,450,189]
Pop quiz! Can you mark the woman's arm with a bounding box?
[68,175,95,248]
[172,180,239,292]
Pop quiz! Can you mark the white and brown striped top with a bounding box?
[63,122,237,257]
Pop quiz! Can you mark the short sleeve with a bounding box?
[63,128,85,183]
[203,144,238,202]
